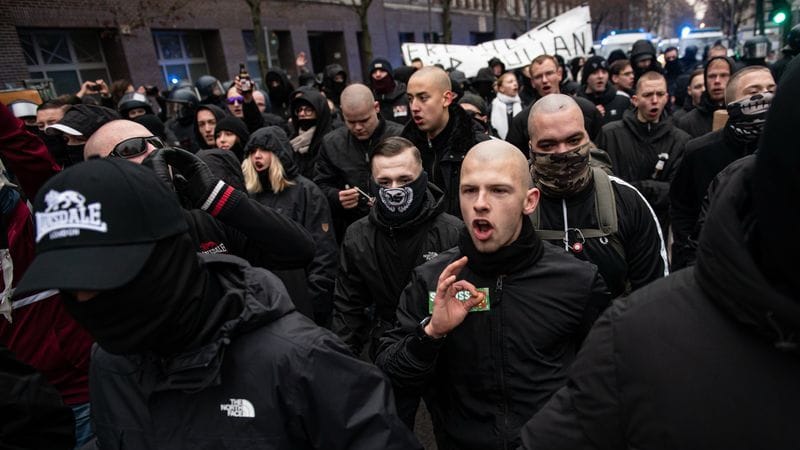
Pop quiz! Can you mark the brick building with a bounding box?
[0,0,582,96]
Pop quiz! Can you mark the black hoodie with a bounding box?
[518,56,800,450]
[332,183,463,358]
[289,88,334,179]
[675,56,734,138]
[265,68,295,120]
[577,84,631,125]
[596,108,690,229]
[245,127,338,323]
[194,104,226,151]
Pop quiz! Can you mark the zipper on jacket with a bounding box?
[495,274,510,449]
[561,199,569,252]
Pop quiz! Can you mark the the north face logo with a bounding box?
[220,398,255,418]
[35,190,107,242]
[422,251,439,261]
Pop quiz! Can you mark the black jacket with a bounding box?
[314,117,403,238]
[520,157,800,450]
[88,254,421,450]
[596,109,690,229]
[506,95,603,155]
[669,125,758,269]
[375,81,410,124]
[0,344,75,449]
[401,105,490,217]
[265,68,295,120]
[332,184,463,357]
[536,174,668,299]
[577,85,631,125]
[290,88,334,179]
[376,244,609,450]
[246,127,338,321]
[675,91,723,138]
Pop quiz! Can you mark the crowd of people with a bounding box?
[1,25,799,449]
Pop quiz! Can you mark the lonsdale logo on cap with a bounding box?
[35,190,108,242]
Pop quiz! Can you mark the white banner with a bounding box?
[401,6,593,78]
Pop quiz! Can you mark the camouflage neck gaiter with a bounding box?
[530,143,592,197]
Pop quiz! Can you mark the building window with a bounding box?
[152,31,209,88]
[423,32,442,43]
[242,30,285,85]
[17,28,110,96]
[399,32,416,45]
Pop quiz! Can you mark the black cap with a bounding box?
[16,158,188,295]
[45,104,120,137]
[581,56,609,82]
[370,58,394,76]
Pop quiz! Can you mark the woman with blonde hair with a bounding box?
[242,126,338,325]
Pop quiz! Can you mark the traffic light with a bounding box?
[771,0,790,24]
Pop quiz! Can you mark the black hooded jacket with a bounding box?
[322,64,348,107]
[314,117,403,238]
[401,105,491,217]
[290,88,334,179]
[194,105,226,151]
[88,253,421,449]
[577,84,631,125]
[675,57,733,138]
[246,127,338,321]
[596,109,690,229]
[331,184,463,357]
[519,157,800,450]
[669,125,759,269]
[506,95,603,154]
[265,68,295,120]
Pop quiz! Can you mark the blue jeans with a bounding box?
[71,402,92,449]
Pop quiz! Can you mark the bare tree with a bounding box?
[100,0,194,31]
[442,0,453,44]
[351,0,374,77]
[491,0,503,39]
[244,0,270,83]
[702,0,754,41]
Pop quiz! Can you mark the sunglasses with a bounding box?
[227,96,245,105]
[109,136,164,159]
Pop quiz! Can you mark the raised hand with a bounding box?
[425,256,485,339]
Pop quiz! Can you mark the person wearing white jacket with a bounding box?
[491,72,522,140]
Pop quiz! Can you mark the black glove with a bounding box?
[151,147,239,217]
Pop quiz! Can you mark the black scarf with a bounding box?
[63,234,242,356]
[458,216,543,277]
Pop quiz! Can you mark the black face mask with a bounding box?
[296,118,317,131]
[62,144,85,168]
[726,92,773,142]
[38,132,69,165]
[62,234,213,356]
[369,172,428,226]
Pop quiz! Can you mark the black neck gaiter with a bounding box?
[369,172,429,226]
[458,216,544,277]
[62,234,240,356]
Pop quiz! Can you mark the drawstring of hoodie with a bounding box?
[765,311,798,351]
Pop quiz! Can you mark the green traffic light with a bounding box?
[773,11,787,24]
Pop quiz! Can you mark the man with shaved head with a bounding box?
[529,94,667,299]
[401,66,490,217]
[376,139,609,450]
[315,83,403,239]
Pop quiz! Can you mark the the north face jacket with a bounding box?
[402,105,490,217]
[376,243,609,450]
[314,117,403,240]
[596,109,690,229]
[88,254,422,450]
[332,183,463,357]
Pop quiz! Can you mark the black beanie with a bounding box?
[581,56,608,84]
[215,116,250,144]
[754,56,800,296]
[370,58,394,76]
